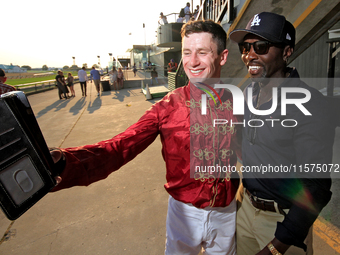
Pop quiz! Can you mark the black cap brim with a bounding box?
[229,29,280,44]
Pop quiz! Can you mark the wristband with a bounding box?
[267,242,282,255]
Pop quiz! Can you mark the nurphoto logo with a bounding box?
[197,82,312,128]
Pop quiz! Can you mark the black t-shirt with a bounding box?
[55,75,64,84]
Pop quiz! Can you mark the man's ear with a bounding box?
[283,45,293,60]
[220,49,229,66]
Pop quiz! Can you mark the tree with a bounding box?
[42,65,48,70]
[63,65,70,70]
[21,65,31,70]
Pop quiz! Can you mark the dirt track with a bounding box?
[5,72,54,79]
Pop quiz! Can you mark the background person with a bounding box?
[78,66,88,97]
[117,68,124,89]
[150,67,158,85]
[184,2,191,22]
[50,20,242,255]
[229,12,336,255]
[0,68,16,95]
[167,59,178,72]
[193,5,200,20]
[90,66,101,96]
[110,66,118,90]
[66,72,75,97]
[158,12,168,25]
[55,70,68,100]
[133,63,137,77]
[177,14,184,23]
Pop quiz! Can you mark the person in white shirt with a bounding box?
[78,66,88,97]
[158,12,168,25]
[177,15,184,23]
[193,5,199,20]
[184,2,191,23]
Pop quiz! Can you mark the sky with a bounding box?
[2,0,199,68]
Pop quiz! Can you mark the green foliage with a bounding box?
[7,75,56,85]
[21,65,31,70]
[6,71,79,86]
[63,65,70,70]
[70,65,79,70]
[42,65,48,70]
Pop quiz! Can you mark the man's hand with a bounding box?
[50,149,63,185]
[255,247,272,255]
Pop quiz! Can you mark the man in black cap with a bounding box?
[0,68,16,95]
[230,12,335,255]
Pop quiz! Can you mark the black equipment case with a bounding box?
[0,91,57,220]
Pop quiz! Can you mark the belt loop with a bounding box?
[274,201,287,216]
[274,201,280,214]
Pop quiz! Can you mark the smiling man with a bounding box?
[182,23,228,80]
[51,20,242,255]
[230,12,335,255]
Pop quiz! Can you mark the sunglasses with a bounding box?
[238,41,283,55]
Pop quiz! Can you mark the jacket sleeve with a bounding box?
[275,94,335,250]
[51,105,161,192]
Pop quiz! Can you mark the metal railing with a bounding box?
[15,75,91,95]
[15,80,59,95]
[196,0,232,23]
[159,13,180,25]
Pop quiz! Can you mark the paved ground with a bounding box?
[0,71,169,254]
[0,70,339,254]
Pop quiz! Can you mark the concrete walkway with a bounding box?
[0,71,339,254]
[0,72,169,254]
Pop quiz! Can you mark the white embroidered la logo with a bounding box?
[251,14,261,27]
[286,33,292,40]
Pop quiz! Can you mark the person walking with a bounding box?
[90,66,101,96]
[78,66,88,97]
[229,12,336,255]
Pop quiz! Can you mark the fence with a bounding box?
[15,76,87,95]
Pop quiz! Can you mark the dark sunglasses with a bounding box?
[238,41,283,55]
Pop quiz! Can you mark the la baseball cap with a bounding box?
[229,12,295,48]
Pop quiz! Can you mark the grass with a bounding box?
[7,71,80,86]
[7,75,57,85]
